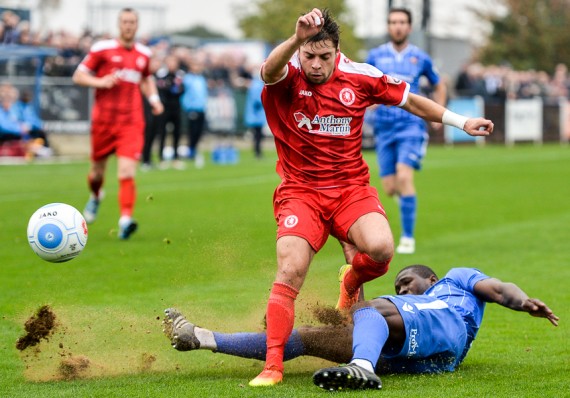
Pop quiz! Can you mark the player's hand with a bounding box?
[464,117,494,136]
[99,73,119,89]
[151,101,164,116]
[295,8,323,42]
[523,298,559,326]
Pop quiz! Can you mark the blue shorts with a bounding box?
[377,295,468,374]
[374,124,428,177]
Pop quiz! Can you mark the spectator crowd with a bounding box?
[1,9,569,161]
[454,62,570,104]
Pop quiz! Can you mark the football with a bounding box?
[27,203,88,263]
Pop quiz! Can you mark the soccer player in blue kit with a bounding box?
[163,265,558,391]
[366,8,448,254]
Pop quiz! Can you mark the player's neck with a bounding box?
[391,40,409,53]
[118,38,135,49]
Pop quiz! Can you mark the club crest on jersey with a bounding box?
[339,88,355,106]
[136,56,147,69]
[284,215,299,228]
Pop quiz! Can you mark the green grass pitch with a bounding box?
[1,143,568,397]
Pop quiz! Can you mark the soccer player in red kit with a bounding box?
[72,8,163,239]
[249,8,494,387]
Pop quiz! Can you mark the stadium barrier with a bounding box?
[505,98,543,145]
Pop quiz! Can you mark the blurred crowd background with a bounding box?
[1,1,569,161]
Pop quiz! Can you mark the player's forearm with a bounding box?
[262,35,303,83]
[494,282,529,311]
[140,77,158,100]
[402,93,446,123]
[72,69,98,88]
[432,81,447,107]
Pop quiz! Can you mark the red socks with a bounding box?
[343,252,391,295]
[265,282,299,372]
[118,177,136,217]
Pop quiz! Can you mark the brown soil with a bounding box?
[58,355,91,380]
[16,305,57,351]
[140,353,157,371]
[311,305,350,326]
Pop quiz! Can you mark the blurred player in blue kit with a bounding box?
[164,265,558,391]
[366,8,447,254]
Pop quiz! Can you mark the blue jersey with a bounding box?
[378,267,489,373]
[425,267,489,361]
[366,42,440,134]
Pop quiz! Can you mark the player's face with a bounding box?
[299,40,338,84]
[118,11,138,43]
[387,11,411,46]
[394,269,437,295]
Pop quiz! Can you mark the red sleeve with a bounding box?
[370,74,410,107]
[79,51,101,74]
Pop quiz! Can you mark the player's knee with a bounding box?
[367,240,394,263]
[382,183,397,197]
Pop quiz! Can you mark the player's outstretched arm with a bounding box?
[402,93,494,137]
[262,8,323,84]
[473,278,559,326]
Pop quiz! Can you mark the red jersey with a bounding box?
[262,52,409,188]
[78,39,151,118]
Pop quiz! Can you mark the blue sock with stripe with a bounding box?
[213,329,305,361]
[351,307,389,368]
[399,195,417,238]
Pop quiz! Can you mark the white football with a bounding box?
[27,203,88,263]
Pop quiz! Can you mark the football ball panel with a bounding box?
[27,203,88,263]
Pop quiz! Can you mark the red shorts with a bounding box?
[273,183,387,252]
[90,107,145,161]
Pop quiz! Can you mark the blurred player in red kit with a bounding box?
[72,8,163,239]
[248,8,493,387]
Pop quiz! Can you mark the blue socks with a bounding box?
[213,329,305,361]
[352,307,389,368]
[399,195,417,238]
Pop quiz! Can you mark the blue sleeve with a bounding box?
[445,268,490,294]
[422,55,440,86]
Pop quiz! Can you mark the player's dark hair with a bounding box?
[306,9,340,49]
[397,264,437,279]
[388,8,412,24]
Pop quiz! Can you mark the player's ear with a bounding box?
[429,274,438,286]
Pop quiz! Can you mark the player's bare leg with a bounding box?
[84,158,107,224]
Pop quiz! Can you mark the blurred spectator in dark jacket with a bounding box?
[244,67,266,158]
[142,54,185,170]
